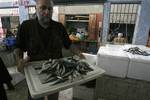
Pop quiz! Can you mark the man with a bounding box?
[15,0,83,100]
[113,33,127,44]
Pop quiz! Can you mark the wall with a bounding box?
[58,4,103,14]
[102,2,110,43]
[133,0,150,45]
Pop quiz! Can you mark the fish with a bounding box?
[38,57,94,85]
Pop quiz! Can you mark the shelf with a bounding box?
[66,20,89,22]
[60,14,99,54]
[72,39,97,43]
[66,14,89,23]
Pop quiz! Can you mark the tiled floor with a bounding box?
[6,80,73,100]
[7,75,150,100]
[7,80,28,100]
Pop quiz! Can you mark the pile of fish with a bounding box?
[124,47,150,56]
[38,57,93,84]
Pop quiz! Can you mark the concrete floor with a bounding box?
[6,80,73,100]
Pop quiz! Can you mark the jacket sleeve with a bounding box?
[16,21,28,52]
[60,24,72,49]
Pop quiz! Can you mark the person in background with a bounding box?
[5,29,15,38]
[3,28,16,50]
[13,30,17,37]
[113,32,127,44]
[0,57,14,100]
[15,0,84,100]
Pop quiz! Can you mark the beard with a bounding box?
[41,16,51,25]
[37,12,52,26]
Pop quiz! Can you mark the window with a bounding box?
[108,3,140,43]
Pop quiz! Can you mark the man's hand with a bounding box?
[17,57,30,73]
[69,44,86,59]
[17,59,25,73]
[77,53,86,59]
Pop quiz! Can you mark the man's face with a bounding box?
[36,0,53,25]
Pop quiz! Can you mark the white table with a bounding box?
[24,60,105,99]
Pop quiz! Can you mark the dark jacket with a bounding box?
[16,19,72,61]
[0,57,12,84]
